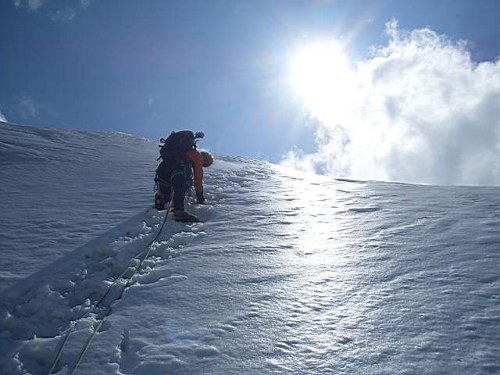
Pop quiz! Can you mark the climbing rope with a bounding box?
[47,203,171,375]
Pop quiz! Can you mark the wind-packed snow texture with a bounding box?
[0,121,499,375]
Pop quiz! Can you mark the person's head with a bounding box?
[200,151,214,167]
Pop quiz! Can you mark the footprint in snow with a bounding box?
[135,269,188,286]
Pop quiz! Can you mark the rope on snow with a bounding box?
[47,202,171,375]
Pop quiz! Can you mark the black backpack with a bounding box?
[158,130,204,161]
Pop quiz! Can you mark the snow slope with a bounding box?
[0,121,499,375]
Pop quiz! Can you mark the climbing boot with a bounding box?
[172,210,199,222]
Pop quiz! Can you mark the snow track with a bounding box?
[8,211,206,374]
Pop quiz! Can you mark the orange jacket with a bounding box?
[185,149,204,194]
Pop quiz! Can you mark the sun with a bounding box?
[290,40,355,123]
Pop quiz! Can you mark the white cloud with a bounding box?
[49,7,76,21]
[0,110,7,122]
[29,0,46,10]
[20,97,40,118]
[14,0,48,11]
[13,95,43,119]
[283,21,500,186]
[13,0,89,20]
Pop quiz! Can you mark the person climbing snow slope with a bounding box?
[154,130,214,222]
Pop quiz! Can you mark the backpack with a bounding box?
[158,130,204,161]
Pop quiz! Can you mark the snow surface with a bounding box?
[0,121,499,375]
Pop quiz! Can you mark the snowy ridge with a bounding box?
[0,122,499,374]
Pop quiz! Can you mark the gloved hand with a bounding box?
[196,193,205,204]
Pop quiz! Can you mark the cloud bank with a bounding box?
[283,21,500,186]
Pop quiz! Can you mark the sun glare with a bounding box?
[291,40,355,123]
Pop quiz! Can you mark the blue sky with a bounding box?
[1,0,499,184]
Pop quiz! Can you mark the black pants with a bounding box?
[155,160,190,211]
